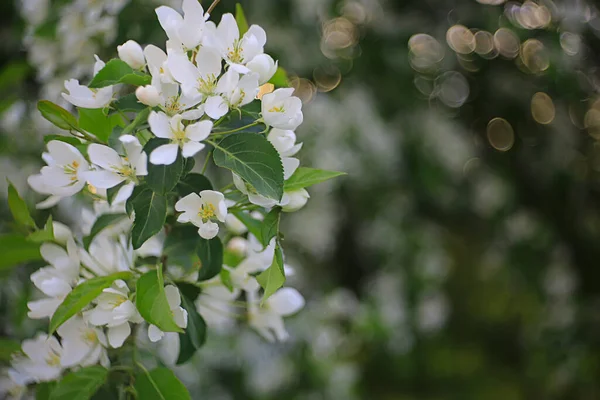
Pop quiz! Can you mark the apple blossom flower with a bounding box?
[205,13,267,73]
[57,316,109,368]
[247,288,305,342]
[148,285,188,342]
[84,280,143,348]
[196,276,240,332]
[282,188,310,212]
[136,85,162,107]
[148,111,213,165]
[85,135,148,199]
[27,240,80,319]
[261,88,304,131]
[62,56,113,109]
[247,54,278,85]
[10,334,63,383]
[166,48,222,104]
[117,40,145,69]
[175,190,228,239]
[80,235,133,277]
[155,0,208,51]
[203,70,259,119]
[29,141,89,199]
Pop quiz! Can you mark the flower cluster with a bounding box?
[2,1,343,397]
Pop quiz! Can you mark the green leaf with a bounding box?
[176,295,207,365]
[36,381,57,400]
[260,207,281,247]
[129,186,167,250]
[0,234,42,270]
[220,268,234,292]
[122,108,150,136]
[136,269,182,333]
[182,157,195,176]
[27,216,55,243]
[7,180,36,228]
[284,167,346,191]
[106,181,125,205]
[88,59,136,88]
[232,211,262,240]
[269,67,290,88]
[119,73,152,87]
[49,272,132,334]
[144,138,184,195]
[163,226,199,272]
[212,133,284,200]
[235,3,249,35]
[78,108,113,143]
[175,282,200,302]
[49,366,108,400]
[134,367,191,400]
[83,213,128,249]
[37,100,78,131]
[112,93,147,113]
[256,245,285,302]
[176,173,212,198]
[43,135,82,147]
[0,338,21,361]
[196,237,223,281]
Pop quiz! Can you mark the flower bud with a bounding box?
[247,54,278,85]
[136,85,161,107]
[282,188,310,212]
[117,40,146,69]
[227,237,249,256]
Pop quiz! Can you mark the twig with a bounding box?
[207,0,222,15]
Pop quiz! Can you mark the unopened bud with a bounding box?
[136,85,161,107]
[117,40,146,69]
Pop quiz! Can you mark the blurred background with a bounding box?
[2,0,600,398]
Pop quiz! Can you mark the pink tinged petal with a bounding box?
[204,96,228,119]
[148,111,173,139]
[198,221,219,239]
[182,141,205,158]
[164,285,181,309]
[114,182,135,205]
[84,170,125,189]
[107,323,131,348]
[267,288,305,316]
[185,120,213,141]
[148,324,164,342]
[150,143,179,165]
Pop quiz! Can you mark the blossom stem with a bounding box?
[210,121,261,137]
[201,150,213,174]
[70,128,102,144]
[207,0,222,15]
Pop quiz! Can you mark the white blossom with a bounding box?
[135,84,162,107]
[261,88,303,131]
[205,13,266,73]
[85,135,147,197]
[175,190,227,239]
[248,288,305,342]
[155,0,207,50]
[62,56,113,109]
[10,334,63,383]
[233,173,289,208]
[148,111,213,165]
[117,40,145,69]
[57,316,109,368]
[247,54,278,85]
[204,70,259,119]
[282,188,310,212]
[84,280,143,348]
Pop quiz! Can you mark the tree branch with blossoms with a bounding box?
[1,1,344,398]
